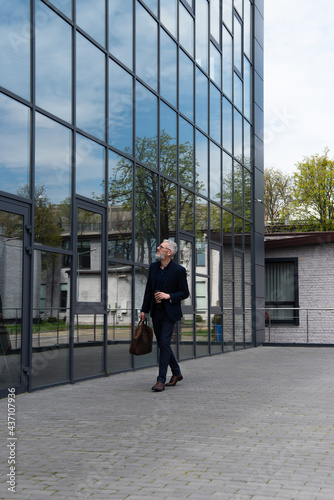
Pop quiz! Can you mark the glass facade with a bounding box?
[0,0,264,396]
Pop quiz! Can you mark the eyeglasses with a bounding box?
[157,244,170,250]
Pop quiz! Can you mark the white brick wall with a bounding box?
[265,242,334,343]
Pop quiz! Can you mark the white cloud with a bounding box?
[264,0,334,174]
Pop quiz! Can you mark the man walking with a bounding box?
[139,239,189,392]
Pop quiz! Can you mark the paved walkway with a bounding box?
[1,346,334,500]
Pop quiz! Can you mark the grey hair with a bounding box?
[163,239,178,257]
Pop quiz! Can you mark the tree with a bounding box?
[292,148,334,230]
[264,167,292,225]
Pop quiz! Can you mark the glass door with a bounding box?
[0,201,30,396]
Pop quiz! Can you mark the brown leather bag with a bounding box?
[129,319,153,355]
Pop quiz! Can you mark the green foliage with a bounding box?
[292,148,334,230]
[265,149,334,232]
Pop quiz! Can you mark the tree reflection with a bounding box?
[17,185,66,248]
[108,132,199,262]
[222,164,252,231]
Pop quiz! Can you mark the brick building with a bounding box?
[265,232,334,344]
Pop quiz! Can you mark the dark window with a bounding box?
[60,284,67,312]
[78,241,91,269]
[265,258,299,325]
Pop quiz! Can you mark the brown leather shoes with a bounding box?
[151,381,165,392]
[165,374,183,387]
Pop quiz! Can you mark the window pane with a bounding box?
[77,208,102,302]
[210,42,221,88]
[0,94,30,197]
[0,0,30,100]
[244,221,252,281]
[73,314,104,378]
[136,2,157,90]
[234,161,243,216]
[234,0,243,18]
[210,203,221,242]
[211,312,222,353]
[210,83,221,144]
[109,60,133,154]
[179,240,193,308]
[76,34,105,140]
[245,284,253,346]
[77,0,105,46]
[195,0,208,72]
[196,277,209,356]
[234,72,243,111]
[210,248,221,306]
[108,151,133,261]
[179,117,194,187]
[36,1,71,123]
[195,130,208,197]
[244,167,251,220]
[234,15,242,73]
[223,151,233,209]
[160,30,177,108]
[135,166,158,264]
[265,260,297,323]
[244,57,251,120]
[210,0,220,43]
[223,280,233,350]
[244,0,252,59]
[179,2,194,57]
[234,215,243,251]
[160,179,177,240]
[210,141,221,203]
[234,109,243,161]
[76,134,105,201]
[179,50,194,121]
[160,102,177,179]
[35,113,71,248]
[49,0,71,18]
[222,0,233,32]
[142,0,157,16]
[195,68,208,133]
[244,120,251,169]
[160,0,177,38]
[180,314,195,359]
[0,211,23,389]
[133,266,157,369]
[222,27,232,99]
[109,0,133,69]
[32,251,70,388]
[235,313,244,349]
[196,196,208,270]
[108,263,133,372]
[136,83,157,168]
[223,212,233,278]
[179,188,194,233]
[223,97,232,153]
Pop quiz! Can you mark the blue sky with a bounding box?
[264,0,334,174]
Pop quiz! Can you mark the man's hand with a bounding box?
[154,291,171,302]
[139,311,146,322]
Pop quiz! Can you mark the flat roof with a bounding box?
[265,231,334,249]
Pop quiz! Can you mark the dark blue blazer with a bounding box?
[141,260,190,322]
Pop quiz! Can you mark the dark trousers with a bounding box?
[152,306,181,383]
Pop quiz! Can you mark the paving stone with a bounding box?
[2,347,334,499]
